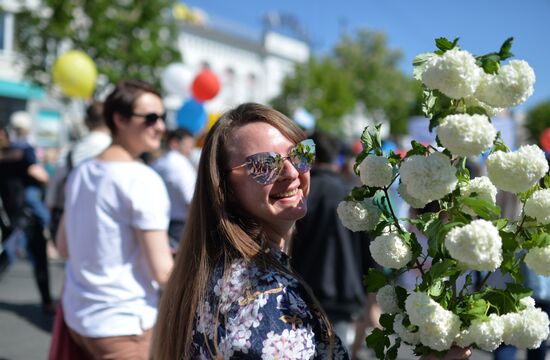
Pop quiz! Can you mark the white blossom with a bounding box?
[398,183,428,209]
[520,297,536,309]
[501,307,550,349]
[337,199,381,232]
[444,219,502,271]
[437,114,497,157]
[475,60,535,108]
[455,314,504,351]
[369,233,412,269]
[405,292,461,351]
[359,155,393,188]
[459,176,498,216]
[376,285,400,314]
[421,48,482,99]
[525,246,550,276]
[486,145,548,193]
[400,152,457,204]
[524,189,550,225]
[393,313,420,345]
[464,96,504,117]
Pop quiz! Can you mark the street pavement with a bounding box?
[0,257,542,359]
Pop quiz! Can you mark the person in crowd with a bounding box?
[154,102,351,359]
[46,101,111,241]
[0,114,53,314]
[152,128,197,250]
[153,103,471,360]
[55,79,173,359]
[291,131,378,356]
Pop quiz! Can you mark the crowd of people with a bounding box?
[0,78,546,359]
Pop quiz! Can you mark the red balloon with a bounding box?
[191,69,221,102]
[541,128,550,152]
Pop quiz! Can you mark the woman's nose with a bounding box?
[278,158,299,180]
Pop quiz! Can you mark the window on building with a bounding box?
[0,96,26,128]
[224,67,236,105]
[247,73,257,102]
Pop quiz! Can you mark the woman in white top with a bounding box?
[56,79,174,360]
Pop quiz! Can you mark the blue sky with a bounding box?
[183,0,550,112]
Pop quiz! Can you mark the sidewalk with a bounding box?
[0,259,64,360]
[0,258,542,359]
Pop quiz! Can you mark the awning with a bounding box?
[0,79,45,100]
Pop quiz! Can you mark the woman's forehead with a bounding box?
[229,122,293,155]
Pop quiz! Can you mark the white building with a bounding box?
[175,18,310,114]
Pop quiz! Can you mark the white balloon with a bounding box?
[161,63,193,96]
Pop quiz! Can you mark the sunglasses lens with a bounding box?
[144,113,166,126]
[290,139,315,173]
[246,153,281,185]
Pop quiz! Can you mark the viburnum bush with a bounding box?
[338,37,550,358]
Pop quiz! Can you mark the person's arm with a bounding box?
[55,213,69,258]
[135,229,173,288]
[27,164,49,183]
[421,347,471,360]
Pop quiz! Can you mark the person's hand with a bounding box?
[420,347,471,360]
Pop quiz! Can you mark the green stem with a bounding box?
[479,271,493,289]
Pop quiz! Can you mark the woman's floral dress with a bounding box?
[191,249,350,359]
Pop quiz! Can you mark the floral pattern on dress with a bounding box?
[191,249,350,359]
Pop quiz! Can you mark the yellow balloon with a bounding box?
[52,50,97,98]
[207,112,221,130]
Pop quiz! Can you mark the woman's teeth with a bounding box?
[272,189,298,199]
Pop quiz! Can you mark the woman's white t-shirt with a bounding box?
[62,159,170,337]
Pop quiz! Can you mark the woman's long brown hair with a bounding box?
[153,103,334,359]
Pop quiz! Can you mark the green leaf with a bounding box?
[353,151,369,175]
[505,282,532,302]
[387,150,402,166]
[365,268,387,293]
[494,218,509,230]
[425,218,444,258]
[490,132,511,154]
[395,286,408,309]
[435,37,458,52]
[481,57,500,74]
[366,328,390,359]
[499,37,514,61]
[500,231,518,252]
[379,313,396,332]
[386,338,401,360]
[360,127,373,151]
[542,173,550,189]
[429,259,459,280]
[405,140,429,158]
[461,197,501,219]
[456,298,488,324]
[523,232,550,249]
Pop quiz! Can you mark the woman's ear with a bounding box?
[113,112,128,132]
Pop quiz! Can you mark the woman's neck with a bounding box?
[264,225,294,254]
[97,142,139,162]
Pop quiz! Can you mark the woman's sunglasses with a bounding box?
[230,139,316,185]
[132,112,167,126]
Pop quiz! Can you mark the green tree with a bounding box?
[14,0,181,95]
[271,29,421,135]
[525,98,550,143]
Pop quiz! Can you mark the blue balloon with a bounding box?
[176,98,207,134]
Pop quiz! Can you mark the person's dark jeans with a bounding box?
[25,214,52,308]
[493,301,550,360]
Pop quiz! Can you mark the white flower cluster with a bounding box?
[261,327,316,359]
[525,189,550,225]
[486,145,549,194]
[398,183,428,209]
[421,48,482,99]
[437,114,497,157]
[359,155,393,188]
[501,306,550,349]
[463,96,503,117]
[370,233,412,269]
[376,285,400,314]
[336,199,381,232]
[405,292,461,351]
[525,245,550,276]
[459,176,498,216]
[400,152,457,204]
[393,313,420,345]
[455,314,504,351]
[444,219,502,271]
[475,60,536,108]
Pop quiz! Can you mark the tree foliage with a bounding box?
[14,0,181,95]
[525,98,550,143]
[271,29,421,135]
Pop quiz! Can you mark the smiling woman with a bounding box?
[154,103,350,359]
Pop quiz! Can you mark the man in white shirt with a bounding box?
[152,128,197,250]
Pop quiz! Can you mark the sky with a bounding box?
[182,0,550,112]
